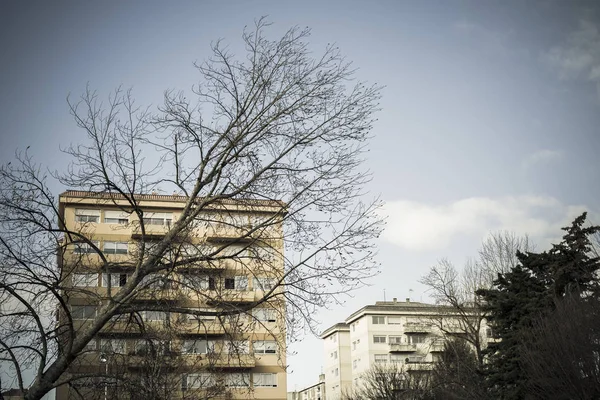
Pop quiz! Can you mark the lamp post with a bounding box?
[99,353,108,400]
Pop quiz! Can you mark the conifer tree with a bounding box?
[477,213,600,399]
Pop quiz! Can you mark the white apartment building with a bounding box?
[287,374,326,400]
[321,323,352,399]
[321,298,488,399]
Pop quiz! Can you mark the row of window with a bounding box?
[71,241,279,262]
[373,354,427,364]
[184,372,278,389]
[88,338,278,355]
[71,305,278,323]
[71,272,277,291]
[75,210,172,226]
[372,334,428,344]
[74,209,274,229]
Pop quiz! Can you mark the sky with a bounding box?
[1,0,600,393]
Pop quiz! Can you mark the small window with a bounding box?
[185,373,215,389]
[332,350,338,359]
[75,209,100,223]
[99,339,126,354]
[408,334,427,344]
[252,308,277,323]
[372,316,385,324]
[353,359,357,369]
[390,353,404,363]
[71,305,96,320]
[389,336,402,344]
[253,373,277,388]
[253,340,277,354]
[104,210,129,224]
[388,316,402,325]
[225,372,250,388]
[143,212,172,226]
[373,335,386,344]
[253,277,275,291]
[374,354,388,364]
[101,273,128,288]
[227,340,249,354]
[72,273,98,287]
[182,340,214,354]
[225,278,235,289]
[103,241,128,255]
[73,241,99,254]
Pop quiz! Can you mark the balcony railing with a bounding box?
[403,323,432,333]
[389,343,417,353]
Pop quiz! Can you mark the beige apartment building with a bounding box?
[321,298,489,399]
[56,191,287,399]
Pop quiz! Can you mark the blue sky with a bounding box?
[1,0,600,391]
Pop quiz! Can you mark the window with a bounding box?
[185,373,215,389]
[372,316,385,324]
[352,341,357,350]
[103,241,128,255]
[99,339,126,354]
[253,373,277,388]
[73,241,99,254]
[389,335,402,344]
[374,354,388,364]
[72,273,98,287]
[72,305,96,320]
[332,350,338,359]
[224,276,248,290]
[253,277,275,291]
[143,212,172,226]
[353,359,357,369]
[253,340,277,354]
[226,340,249,354]
[101,273,128,288]
[408,334,427,344]
[143,311,167,322]
[335,368,339,376]
[390,353,404,363]
[388,316,402,325]
[182,340,214,354]
[373,335,386,344]
[180,274,215,290]
[75,209,99,223]
[133,339,170,356]
[104,210,129,224]
[140,274,172,290]
[252,308,277,322]
[225,373,250,388]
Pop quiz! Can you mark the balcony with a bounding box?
[389,343,417,353]
[205,225,255,243]
[182,353,255,368]
[177,320,228,336]
[406,361,434,372]
[403,323,432,333]
[131,224,172,240]
[205,290,257,305]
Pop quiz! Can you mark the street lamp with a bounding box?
[99,353,108,400]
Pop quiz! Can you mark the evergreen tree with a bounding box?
[477,213,600,399]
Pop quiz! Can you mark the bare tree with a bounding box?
[0,18,383,400]
[342,363,431,400]
[520,294,600,400]
[419,232,531,366]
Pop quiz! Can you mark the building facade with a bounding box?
[287,374,326,400]
[321,298,489,399]
[56,191,287,399]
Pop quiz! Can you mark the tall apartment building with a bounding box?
[56,191,287,399]
[321,298,488,399]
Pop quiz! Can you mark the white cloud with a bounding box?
[545,19,600,96]
[522,149,563,168]
[381,195,591,251]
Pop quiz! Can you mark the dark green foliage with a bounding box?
[477,213,600,399]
